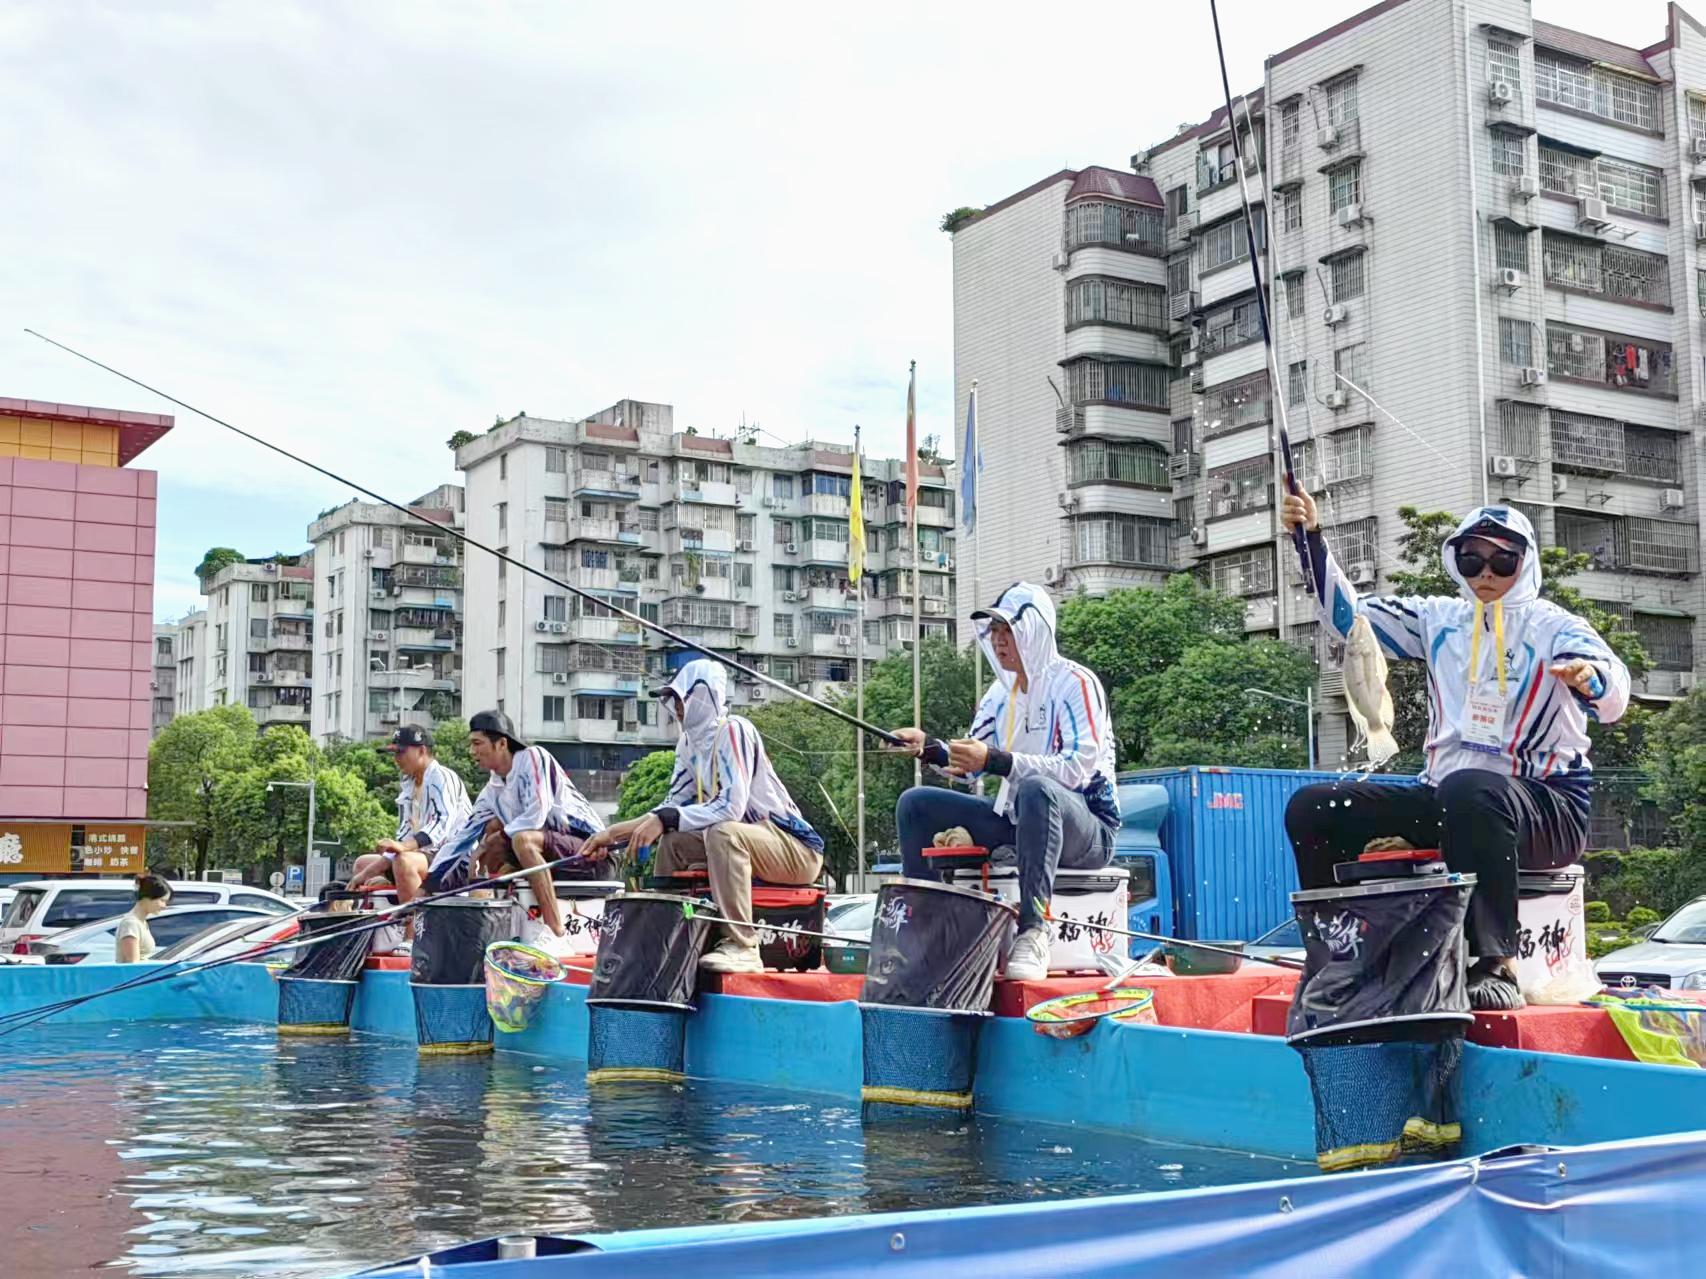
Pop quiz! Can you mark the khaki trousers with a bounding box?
[654,822,822,949]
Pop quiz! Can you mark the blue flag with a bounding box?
[959,386,981,535]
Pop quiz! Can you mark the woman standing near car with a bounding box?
[114,875,172,963]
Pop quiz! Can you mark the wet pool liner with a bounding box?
[276,909,375,1036]
[586,893,712,1083]
[1287,873,1474,1173]
[411,898,515,1055]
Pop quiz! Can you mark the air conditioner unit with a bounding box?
[255,673,272,683]
[534,620,549,632]
[1324,389,1350,410]
[380,713,399,725]
[1169,288,1200,321]
[1169,451,1199,480]
[1336,204,1365,229]
[785,636,799,648]
[1552,474,1570,496]
[737,539,755,552]
[1489,455,1521,478]
[1514,176,1539,201]
[549,622,568,633]
[1578,196,1612,229]
[362,548,374,559]
[837,635,853,647]
[785,542,799,554]
[1189,364,1206,393]
[1519,367,1547,387]
[1051,251,1070,271]
[1680,672,1698,692]
[1695,220,1706,244]
[1693,136,1706,162]
[749,685,766,701]
[1190,527,1208,546]
[1323,303,1348,327]
[552,672,569,684]
[924,599,945,616]
[1661,488,1686,511]
[1316,125,1341,151]
[1177,210,1198,233]
[1180,347,1200,367]
[1042,564,1061,585]
[1498,267,1524,291]
[1348,562,1376,586]
[1488,80,1514,106]
[782,590,800,602]
[761,496,778,508]
[390,585,402,596]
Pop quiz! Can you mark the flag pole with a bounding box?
[968,380,983,796]
[853,424,867,887]
[908,361,922,790]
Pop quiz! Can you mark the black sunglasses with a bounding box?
[1454,545,1522,578]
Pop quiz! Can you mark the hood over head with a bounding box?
[1443,505,1541,608]
[972,581,1060,690]
[654,657,728,747]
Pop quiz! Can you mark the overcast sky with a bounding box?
[1,0,1664,619]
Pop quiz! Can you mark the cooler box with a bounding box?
[1514,865,1592,1002]
[951,866,1129,974]
[752,886,826,972]
[326,885,404,954]
[514,880,624,958]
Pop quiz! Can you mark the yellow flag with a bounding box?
[849,435,865,584]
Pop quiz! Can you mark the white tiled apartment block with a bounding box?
[198,558,316,730]
[456,401,954,812]
[149,612,206,736]
[954,0,1706,759]
[307,485,466,745]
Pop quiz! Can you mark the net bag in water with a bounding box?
[587,893,712,1013]
[587,1006,690,1084]
[860,878,1017,1014]
[412,898,515,1055]
[484,941,564,1034]
[1287,874,1474,1173]
[860,1004,985,1110]
[276,911,375,1036]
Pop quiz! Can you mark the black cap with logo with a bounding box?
[468,709,529,754]
[387,725,434,752]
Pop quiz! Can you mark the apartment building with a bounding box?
[456,401,954,811]
[306,486,465,744]
[198,556,316,730]
[151,609,210,736]
[953,0,1706,761]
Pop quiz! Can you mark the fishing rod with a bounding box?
[1205,0,1313,599]
[24,329,906,750]
[0,851,600,1037]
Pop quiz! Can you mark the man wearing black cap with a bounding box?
[425,710,604,959]
[346,726,473,938]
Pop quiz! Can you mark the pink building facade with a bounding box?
[0,400,172,823]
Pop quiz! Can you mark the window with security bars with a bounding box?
[1494,222,1529,272]
[1277,186,1302,232]
[1173,418,1195,453]
[1329,517,1379,571]
[1498,401,1542,458]
[1288,360,1308,406]
[1071,514,1173,569]
[1333,344,1370,398]
[1327,161,1361,213]
[1691,94,1706,142]
[1165,185,1189,228]
[1538,144,1591,197]
[1281,271,1306,319]
[1066,277,1166,329]
[1547,324,1673,394]
[1064,358,1169,408]
[544,497,568,524]
[1324,73,1359,126]
[1295,427,1371,488]
[1535,53,1660,131]
[1168,256,1192,295]
[1197,214,1260,272]
[1499,318,1534,367]
[1597,156,1664,218]
[1198,371,1272,439]
[1487,38,1522,94]
[1328,251,1365,301]
[1490,129,1526,179]
[1207,456,1273,519]
[1174,497,1196,538]
[1550,411,1626,474]
[1541,232,1669,305]
[1280,101,1300,150]
[1624,425,1682,483]
[1065,201,1165,254]
[1634,614,1694,671]
[1201,298,1262,355]
[1066,439,1169,487]
[1209,546,1276,597]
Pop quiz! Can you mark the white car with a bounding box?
[0,879,294,955]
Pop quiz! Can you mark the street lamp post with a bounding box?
[266,779,317,878]
[1244,686,1316,770]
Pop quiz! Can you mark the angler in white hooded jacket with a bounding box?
[1281,493,1629,1009]
[581,658,824,974]
[891,582,1120,982]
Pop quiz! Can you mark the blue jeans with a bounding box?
[897,777,1115,930]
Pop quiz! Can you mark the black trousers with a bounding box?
[1283,772,1588,959]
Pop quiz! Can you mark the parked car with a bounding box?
[1246,917,1307,966]
[152,913,302,965]
[1594,896,1706,991]
[825,894,876,943]
[0,880,294,954]
[27,905,283,965]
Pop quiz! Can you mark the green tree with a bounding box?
[940,207,979,233]
[617,750,677,820]
[1054,576,1246,765]
[195,546,244,582]
[1145,639,1317,768]
[148,705,258,877]
[432,718,487,797]
[1643,686,1706,854]
[324,737,401,807]
[447,429,478,451]
[748,695,858,883]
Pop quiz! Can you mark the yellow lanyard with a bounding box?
[1468,600,1509,696]
[1002,691,1020,751]
[693,733,723,803]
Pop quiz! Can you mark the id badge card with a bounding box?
[1462,687,1507,754]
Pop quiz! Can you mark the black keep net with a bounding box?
[860,879,1016,1014]
[1287,875,1474,1173]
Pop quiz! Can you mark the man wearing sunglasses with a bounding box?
[1280,493,1629,1010]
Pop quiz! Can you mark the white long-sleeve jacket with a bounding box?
[1299,504,1629,809]
[393,761,472,852]
[428,746,603,880]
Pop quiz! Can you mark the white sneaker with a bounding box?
[1004,926,1053,982]
[699,940,764,974]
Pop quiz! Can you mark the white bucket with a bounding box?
[1514,865,1595,1004]
[951,865,1129,974]
[513,880,623,958]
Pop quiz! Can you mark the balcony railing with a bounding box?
[1559,513,1700,575]
[1063,201,1165,255]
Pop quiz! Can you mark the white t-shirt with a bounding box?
[115,912,156,962]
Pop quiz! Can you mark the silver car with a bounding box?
[1594,896,1706,991]
[28,906,278,965]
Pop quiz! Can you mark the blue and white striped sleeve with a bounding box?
[414,769,471,851]
[1298,528,1427,660]
[1550,621,1630,723]
[1003,665,1107,792]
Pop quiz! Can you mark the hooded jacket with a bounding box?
[427,745,604,882]
[936,582,1119,826]
[1300,505,1629,806]
[653,659,824,852]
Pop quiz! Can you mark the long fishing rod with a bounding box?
[24,329,905,749]
[1205,0,1312,599]
[0,851,598,1036]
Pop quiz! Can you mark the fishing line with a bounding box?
[23,329,903,749]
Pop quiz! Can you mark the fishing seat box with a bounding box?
[512,880,624,959]
[1513,864,1590,1000]
[649,870,826,972]
[950,865,1130,975]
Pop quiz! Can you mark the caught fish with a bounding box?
[1344,614,1399,768]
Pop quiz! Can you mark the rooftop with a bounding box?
[0,396,173,465]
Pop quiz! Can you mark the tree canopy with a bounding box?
[148,704,259,877]
[194,546,244,582]
[616,750,676,820]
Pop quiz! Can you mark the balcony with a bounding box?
[573,469,642,500]
[803,492,851,518]
[808,631,857,655]
[1558,512,1700,575]
[264,631,312,652]
[393,625,456,651]
[401,542,454,565]
[259,703,310,725]
[558,516,644,546]
[915,503,954,529]
[675,480,739,506]
[540,670,645,697]
[569,616,644,644]
[369,666,455,691]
